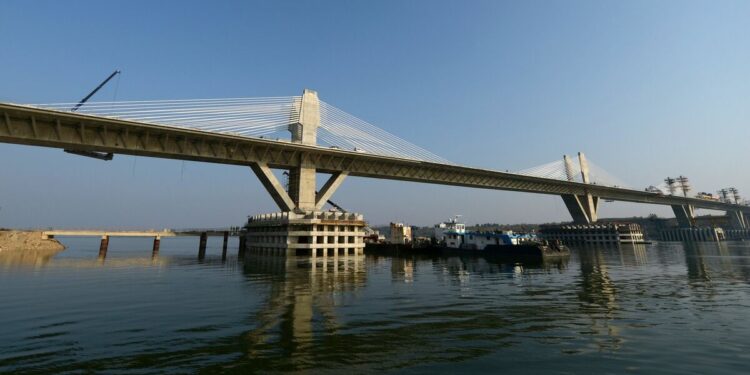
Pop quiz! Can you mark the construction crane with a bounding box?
[63,70,121,161]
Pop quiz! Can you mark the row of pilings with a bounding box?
[97,231,238,260]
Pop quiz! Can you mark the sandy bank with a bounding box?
[0,230,66,253]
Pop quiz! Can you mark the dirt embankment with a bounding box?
[0,230,66,253]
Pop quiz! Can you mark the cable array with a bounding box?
[317,101,451,164]
[32,97,301,138]
[515,157,628,188]
[29,96,451,164]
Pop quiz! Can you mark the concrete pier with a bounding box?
[244,211,365,258]
[152,237,160,257]
[98,236,109,258]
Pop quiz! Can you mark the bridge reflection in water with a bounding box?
[240,255,366,365]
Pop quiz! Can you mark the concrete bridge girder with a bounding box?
[2,101,750,216]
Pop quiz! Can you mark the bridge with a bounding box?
[1,89,748,254]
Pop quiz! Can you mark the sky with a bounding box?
[1,0,748,229]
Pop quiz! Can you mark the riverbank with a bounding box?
[0,230,65,253]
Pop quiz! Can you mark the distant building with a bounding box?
[389,222,412,244]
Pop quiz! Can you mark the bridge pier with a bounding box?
[222,231,229,260]
[152,237,160,257]
[672,205,696,228]
[198,232,207,259]
[98,235,109,259]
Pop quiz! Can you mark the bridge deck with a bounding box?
[42,230,176,239]
[2,102,748,214]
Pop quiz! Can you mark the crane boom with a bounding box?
[64,70,121,161]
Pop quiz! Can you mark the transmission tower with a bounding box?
[665,177,677,196]
[676,175,691,197]
[729,187,741,204]
[718,188,730,203]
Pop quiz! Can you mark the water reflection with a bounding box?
[2,240,750,373]
[683,241,750,283]
[0,247,65,269]
[240,255,366,368]
[574,245,622,351]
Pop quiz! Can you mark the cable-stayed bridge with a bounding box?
[1,89,748,230]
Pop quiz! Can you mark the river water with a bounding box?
[1,237,749,374]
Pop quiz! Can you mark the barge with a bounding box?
[367,216,569,261]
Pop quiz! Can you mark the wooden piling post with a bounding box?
[152,236,161,257]
[222,231,229,260]
[98,235,109,258]
[198,232,207,259]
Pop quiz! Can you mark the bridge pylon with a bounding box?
[561,152,599,224]
[249,89,348,213]
[246,89,364,258]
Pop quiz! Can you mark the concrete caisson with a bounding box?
[244,211,365,257]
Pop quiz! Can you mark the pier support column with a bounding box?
[727,210,747,230]
[222,231,229,260]
[672,205,695,228]
[152,236,160,257]
[287,89,320,212]
[315,172,348,210]
[198,232,207,259]
[250,163,297,212]
[98,235,109,259]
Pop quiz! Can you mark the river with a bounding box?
[1,237,749,373]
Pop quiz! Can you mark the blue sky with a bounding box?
[1,0,748,228]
